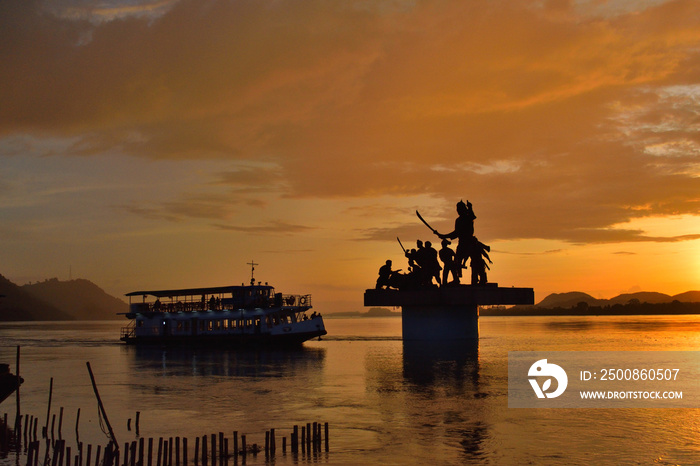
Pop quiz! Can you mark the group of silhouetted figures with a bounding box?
[376,200,492,290]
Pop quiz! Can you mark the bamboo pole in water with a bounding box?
[138,437,144,466]
[175,437,180,466]
[148,438,154,466]
[58,407,64,440]
[210,434,215,465]
[14,346,21,446]
[75,409,80,445]
[156,438,163,466]
[218,432,223,466]
[44,378,53,439]
[85,362,118,449]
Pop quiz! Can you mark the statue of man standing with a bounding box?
[436,200,476,270]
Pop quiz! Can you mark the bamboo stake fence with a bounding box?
[1,348,330,465]
[3,416,329,466]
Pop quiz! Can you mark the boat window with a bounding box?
[207,320,213,331]
[184,321,190,332]
[223,319,228,329]
[176,321,183,331]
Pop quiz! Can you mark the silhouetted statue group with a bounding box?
[376,200,492,290]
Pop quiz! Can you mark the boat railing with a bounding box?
[280,294,312,308]
[130,300,242,313]
[121,320,136,340]
[129,293,311,314]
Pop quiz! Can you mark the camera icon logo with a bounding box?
[528,359,568,399]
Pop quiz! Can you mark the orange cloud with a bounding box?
[2,0,700,246]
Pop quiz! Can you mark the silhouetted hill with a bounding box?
[364,307,401,317]
[608,292,672,305]
[671,291,700,302]
[493,289,700,316]
[535,290,700,309]
[0,275,71,321]
[536,292,602,308]
[22,278,127,320]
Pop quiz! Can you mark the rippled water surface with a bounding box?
[1,316,699,465]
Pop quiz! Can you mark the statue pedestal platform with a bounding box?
[364,284,534,341]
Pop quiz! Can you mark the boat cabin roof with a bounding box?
[126,284,274,299]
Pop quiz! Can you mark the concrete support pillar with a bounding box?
[402,305,479,340]
[364,285,533,342]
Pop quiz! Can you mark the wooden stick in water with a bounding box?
[85,362,118,448]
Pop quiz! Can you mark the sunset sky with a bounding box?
[2,0,700,312]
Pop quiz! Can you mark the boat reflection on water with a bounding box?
[402,339,480,389]
[122,345,326,379]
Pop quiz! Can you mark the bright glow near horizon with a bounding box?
[1,0,700,311]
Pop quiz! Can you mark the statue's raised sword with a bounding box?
[416,210,438,235]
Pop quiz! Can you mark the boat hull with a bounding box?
[0,365,22,405]
[121,329,327,347]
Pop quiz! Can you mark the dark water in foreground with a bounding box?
[1,316,699,465]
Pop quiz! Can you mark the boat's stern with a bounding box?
[270,313,327,342]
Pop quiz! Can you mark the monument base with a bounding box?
[364,285,534,341]
[402,304,479,340]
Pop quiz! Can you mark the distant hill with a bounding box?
[534,290,700,309]
[329,307,402,318]
[608,292,672,305]
[488,289,700,317]
[22,278,127,320]
[536,292,603,309]
[672,291,700,302]
[0,274,72,321]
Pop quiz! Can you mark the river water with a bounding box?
[1,316,699,465]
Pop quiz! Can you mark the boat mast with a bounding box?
[247,260,258,286]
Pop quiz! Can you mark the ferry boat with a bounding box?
[120,275,326,346]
